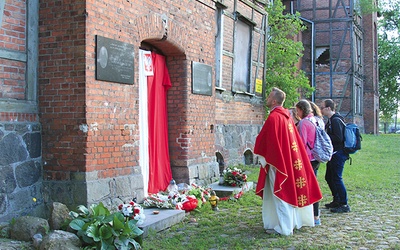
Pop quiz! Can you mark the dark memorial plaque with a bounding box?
[96,36,134,84]
[192,61,212,96]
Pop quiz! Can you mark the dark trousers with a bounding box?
[311,160,320,217]
[325,150,349,205]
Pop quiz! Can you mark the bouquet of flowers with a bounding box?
[143,193,176,209]
[143,183,212,212]
[185,183,211,208]
[222,166,247,187]
[118,201,146,226]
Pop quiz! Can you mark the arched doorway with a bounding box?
[138,41,186,196]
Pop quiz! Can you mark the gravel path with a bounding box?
[291,204,400,249]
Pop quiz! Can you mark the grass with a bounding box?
[143,134,400,249]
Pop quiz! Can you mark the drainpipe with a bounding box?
[290,2,316,102]
[263,14,268,101]
[300,17,315,102]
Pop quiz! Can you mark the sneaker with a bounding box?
[324,201,340,209]
[330,204,350,213]
[314,218,321,226]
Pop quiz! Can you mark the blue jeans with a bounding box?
[325,150,349,205]
[311,160,320,216]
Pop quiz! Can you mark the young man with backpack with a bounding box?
[321,99,350,213]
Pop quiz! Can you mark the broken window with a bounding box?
[316,47,330,65]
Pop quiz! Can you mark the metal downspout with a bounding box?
[290,1,316,101]
[300,17,315,102]
[263,14,268,101]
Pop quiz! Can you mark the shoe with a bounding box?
[330,204,350,213]
[324,201,340,209]
[265,229,280,235]
[314,218,321,226]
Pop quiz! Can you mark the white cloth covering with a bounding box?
[139,49,150,197]
[260,157,314,236]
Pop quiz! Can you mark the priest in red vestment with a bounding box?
[255,87,322,235]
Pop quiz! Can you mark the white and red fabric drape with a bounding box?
[139,50,172,196]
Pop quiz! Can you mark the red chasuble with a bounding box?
[147,53,173,194]
[255,106,322,207]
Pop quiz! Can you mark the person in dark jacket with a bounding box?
[321,99,350,213]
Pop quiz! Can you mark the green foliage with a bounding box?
[378,1,400,128]
[69,202,143,250]
[379,0,400,32]
[356,0,380,15]
[265,0,313,108]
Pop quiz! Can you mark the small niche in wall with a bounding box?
[244,149,254,165]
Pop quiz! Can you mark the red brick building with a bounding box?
[0,0,267,221]
[0,0,379,221]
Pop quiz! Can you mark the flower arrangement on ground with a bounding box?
[222,166,247,187]
[143,183,211,212]
[186,183,211,208]
[118,201,146,226]
[143,193,176,209]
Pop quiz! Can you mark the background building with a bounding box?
[283,0,379,133]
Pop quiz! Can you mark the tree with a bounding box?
[378,1,400,133]
[265,0,313,109]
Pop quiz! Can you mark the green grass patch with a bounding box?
[143,134,400,249]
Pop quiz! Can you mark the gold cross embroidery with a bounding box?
[296,177,306,188]
[291,141,298,152]
[293,159,303,170]
[288,123,294,133]
[298,194,308,206]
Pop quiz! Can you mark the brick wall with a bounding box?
[362,11,379,134]
[214,1,266,168]
[38,0,88,206]
[0,0,267,216]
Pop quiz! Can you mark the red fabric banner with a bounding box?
[147,52,172,194]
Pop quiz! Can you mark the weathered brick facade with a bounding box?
[1,0,378,222]
[285,0,379,133]
[1,0,267,221]
[362,10,379,134]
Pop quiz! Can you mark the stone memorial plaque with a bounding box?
[192,61,212,96]
[96,36,134,84]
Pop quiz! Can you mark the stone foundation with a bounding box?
[0,122,45,222]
